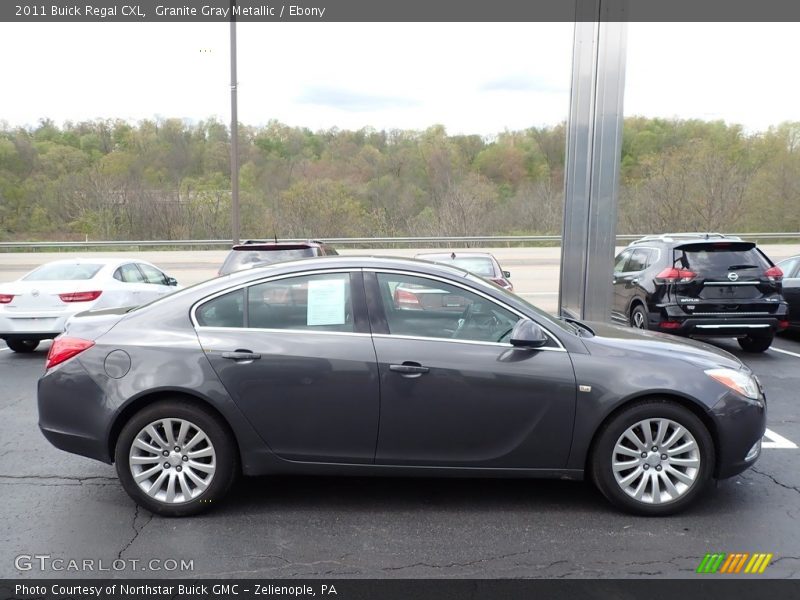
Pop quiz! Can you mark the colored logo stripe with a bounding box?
[697,553,772,574]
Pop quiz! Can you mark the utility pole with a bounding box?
[229,1,240,245]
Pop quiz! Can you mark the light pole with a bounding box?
[229,1,240,245]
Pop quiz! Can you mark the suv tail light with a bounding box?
[45,337,95,370]
[59,291,102,303]
[655,267,697,284]
[394,288,421,308]
[0,294,14,304]
[764,266,783,282]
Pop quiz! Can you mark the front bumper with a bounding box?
[711,391,767,479]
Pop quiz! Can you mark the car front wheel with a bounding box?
[115,400,238,517]
[6,339,40,353]
[591,400,714,516]
[630,305,648,330]
[737,333,774,353]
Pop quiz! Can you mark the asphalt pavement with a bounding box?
[1,332,799,579]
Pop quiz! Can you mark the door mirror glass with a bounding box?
[509,319,548,348]
[503,270,511,278]
[166,277,178,286]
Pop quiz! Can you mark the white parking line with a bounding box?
[763,428,799,449]
[770,347,800,359]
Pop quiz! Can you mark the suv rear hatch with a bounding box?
[665,241,783,315]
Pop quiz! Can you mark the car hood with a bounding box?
[580,321,744,371]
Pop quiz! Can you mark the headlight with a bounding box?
[705,368,760,400]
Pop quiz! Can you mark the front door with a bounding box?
[367,271,577,469]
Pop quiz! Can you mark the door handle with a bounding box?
[389,362,430,376]
[222,350,261,361]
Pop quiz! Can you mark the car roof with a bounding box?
[630,233,743,246]
[36,258,147,267]
[416,252,496,259]
[233,240,325,250]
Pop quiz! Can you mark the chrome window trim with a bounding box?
[195,325,371,339]
[371,333,566,352]
[364,267,566,351]
[189,268,355,329]
[703,281,763,286]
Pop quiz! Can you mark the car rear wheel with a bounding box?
[591,400,714,516]
[630,305,648,330]
[115,400,238,517]
[6,339,39,353]
[737,333,774,353]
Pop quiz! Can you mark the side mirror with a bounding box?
[503,270,511,278]
[166,277,178,286]
[510,319,548,349]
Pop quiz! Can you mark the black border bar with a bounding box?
[3,0,800,22]
[3,579,800,600]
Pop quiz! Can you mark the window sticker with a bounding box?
[307,278,346,326]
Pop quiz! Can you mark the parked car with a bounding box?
[777,255,800,332]
[218,240,338,276]
[0,258,179,353]
[611,233,789,352]
[416,251,513,291]
[39,256,765,517]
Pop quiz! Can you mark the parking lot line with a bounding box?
[763,428,799,449]
[770,347,800,359]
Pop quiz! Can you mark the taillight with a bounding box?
[45,337,95,370]
[655,267,696,284]
[779,320,790,330]
[394,288,421,308]
[58,291,102,303]
[0,294,14,304]
[764,266,783,282]
[659,321,682,330]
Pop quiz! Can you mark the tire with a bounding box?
[629,304,648,330]
[6,339,39,353]
[590,399,714,516]
[115,400,238,517]
[737,333,774,353]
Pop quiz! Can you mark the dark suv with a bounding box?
[611,233,789,352]
[219,240,338,276]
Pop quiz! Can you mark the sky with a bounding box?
[0,22,798,135]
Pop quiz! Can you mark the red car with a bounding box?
[415,252,513,291]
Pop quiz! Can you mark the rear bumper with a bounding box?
[649,302,789,336]
[0,312,72,340]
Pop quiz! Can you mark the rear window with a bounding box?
[674,243,770,275]
[419,255,496,277]
[220,248,316,274]
[24,263,103,281]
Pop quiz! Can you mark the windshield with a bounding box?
[23,263,103,281]
[221,248,316,274]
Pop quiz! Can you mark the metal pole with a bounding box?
[229,1,240,245]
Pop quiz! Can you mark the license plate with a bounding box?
[11,318,57,332]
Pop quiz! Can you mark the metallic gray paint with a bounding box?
[38,256,765,486]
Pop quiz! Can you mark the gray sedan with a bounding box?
[38,257,766,517]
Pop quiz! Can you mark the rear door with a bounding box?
[194,270,381,464]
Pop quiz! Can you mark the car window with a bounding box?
[114,263,146,283]
[421,255,497,277]
[23,263,103,281]
[248,273,353,333]
[137,263,168,285]
[779,257,799,278]
[674,243,770,276]
[376,273,520,343]
[626,249,649,272]
[614,250,632,273]
[221,248,316,274]
[196,290,245,328]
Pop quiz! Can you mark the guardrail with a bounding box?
[1,233,799,251]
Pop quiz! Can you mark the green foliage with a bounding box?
[0,116,797,242]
